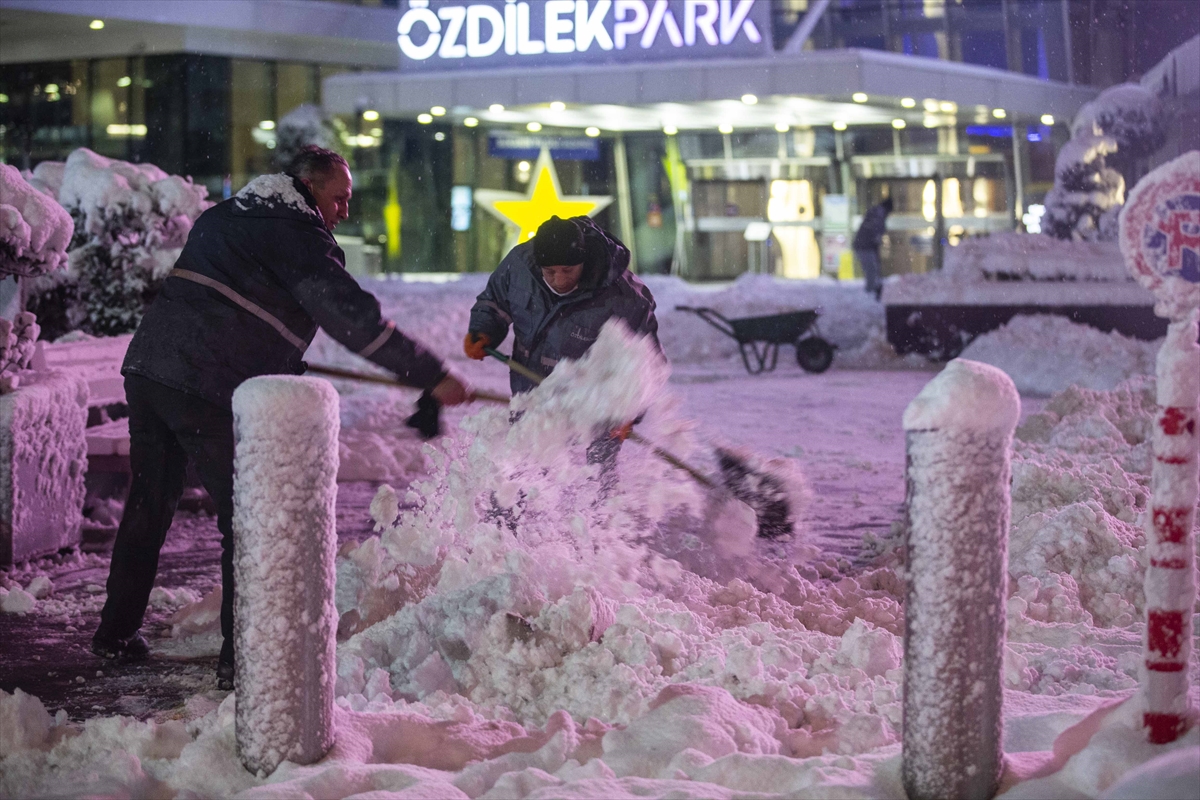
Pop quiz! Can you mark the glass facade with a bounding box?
[772,0,1071,82]
[0,55,336,199]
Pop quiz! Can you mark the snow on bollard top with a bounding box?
[902,358,1020,433]
[232,374,340,441]
[1119,150,1200,321]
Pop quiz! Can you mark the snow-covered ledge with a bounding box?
[0,370,88,565]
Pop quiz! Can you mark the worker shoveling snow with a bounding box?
[334,321,812,687]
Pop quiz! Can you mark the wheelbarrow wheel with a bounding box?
[795,338,834,373]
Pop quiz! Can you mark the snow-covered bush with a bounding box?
[273,104,340,171]
[0,163,72,278]
[1042,83,1167,242]
[25,148,209,338]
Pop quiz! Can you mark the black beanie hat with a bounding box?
[533,216,586,267]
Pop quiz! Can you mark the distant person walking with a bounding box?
[853,197,892,300]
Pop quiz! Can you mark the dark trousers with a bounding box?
[97,375,236,663]
[855,248,883,298]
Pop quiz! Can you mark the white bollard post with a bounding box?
[901,359,1020,800]
[1119,151,1200,745]
[232,376,340,775]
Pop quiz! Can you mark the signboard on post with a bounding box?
[1118,150,1200,746]
[397,0,770,71]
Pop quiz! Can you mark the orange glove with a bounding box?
[610,421,634,442]
[464,332,491,360]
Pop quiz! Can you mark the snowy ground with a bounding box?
[2,276,1196,799]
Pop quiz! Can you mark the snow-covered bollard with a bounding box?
[900,359,1020,800]
[231,376,340,775]
[1119,151,1200,745]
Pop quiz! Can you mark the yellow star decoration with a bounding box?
[475,149,612,251]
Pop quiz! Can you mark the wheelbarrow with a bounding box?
[675,306,835,375]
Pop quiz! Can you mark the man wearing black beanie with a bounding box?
[465,215,660,395]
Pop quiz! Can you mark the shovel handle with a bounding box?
[306,363,510,405]
[484,347,546,386]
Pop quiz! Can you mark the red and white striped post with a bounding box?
[1119,151,1200,744]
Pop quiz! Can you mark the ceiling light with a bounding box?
[0,94,8,104]
[362,109,380,121]
[1040,114,1055,126]
[44,84,59,93]
[526,121,542,132]
[901,97,916,108]
[939,101,957,113]
[117,76,131,88]
[434,131,446,141]
[258,120,275,130]
[741,94,758,105]
[832,121,847,131]
[718,122,733,134]
[517,160,531,171]
[489,104,505,113]
[464,117,479,127]
[430,106,446,116]
[992,108,1007,119]
[892,119,906,129]
[585,126,600,137]
[923,99,939,112]
[370,127,383,136]
[417,113,433,124]
[663,125,678,135]
[924,116,939,128]
[89,19,104,30]
[852,92,868,103]
[550,101,566,111]
[774,122,790,133]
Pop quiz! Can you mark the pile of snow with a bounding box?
[960,314,1159,395]
[272,104,340,171]
[0,163,72,277]
[3,347,1198,796]
[25,148,209,337]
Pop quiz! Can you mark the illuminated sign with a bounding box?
[397,0,768,70]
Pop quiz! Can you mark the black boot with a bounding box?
[217,636,234,690]
[91,631,151,662]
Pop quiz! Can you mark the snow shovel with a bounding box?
[482,347,796,540]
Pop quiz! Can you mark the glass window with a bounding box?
[230,59,274,190]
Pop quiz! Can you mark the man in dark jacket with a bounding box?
[852,196,893,300]
[464,215,660,394]
[94,147,468,688]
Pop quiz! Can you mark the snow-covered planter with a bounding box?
[901,359,1020,800]
[883,232,1160,360]
[0,369,88,565]
[24,149,209,338]
[231,376,340,776]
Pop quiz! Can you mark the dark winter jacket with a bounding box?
[468,216,660,395]
[853,202,891,251]
[123,174,446,407]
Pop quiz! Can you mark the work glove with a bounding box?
[610,421,634,442]
[464,332,491,360]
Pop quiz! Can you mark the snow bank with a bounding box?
[231,376,340,775]
[2,359,1196,796]
[960,314,1160,396]
[0,163,72,277]
[944,232,1129,282]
